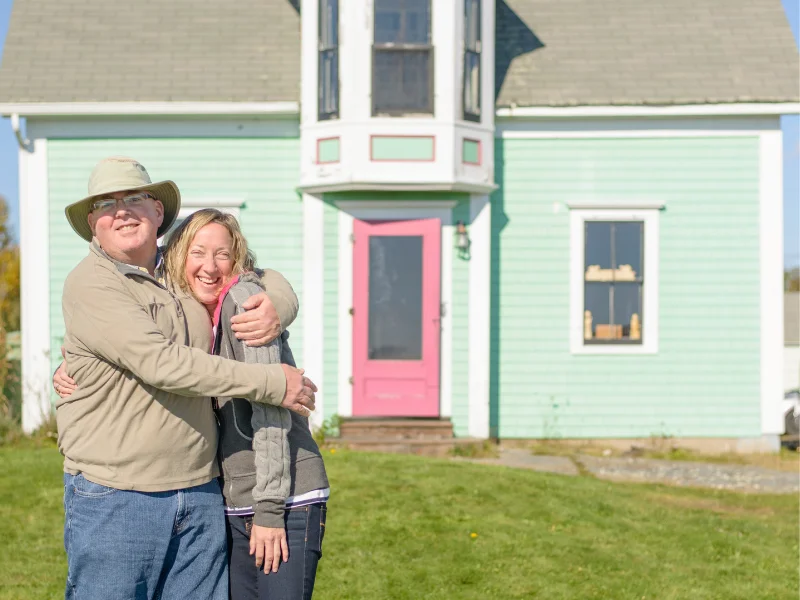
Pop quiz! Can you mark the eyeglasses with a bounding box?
[90,192,154,214]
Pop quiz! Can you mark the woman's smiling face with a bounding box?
[184,222,236,313]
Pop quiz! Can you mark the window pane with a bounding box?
[373,50,430,113]
[585,222,612,282]
[375,0,430,45]
[320,0,338,47]
[614,222,643,279]
[319,49,338,117]
[464,51,480,117]
[584,282,611,339]
[614,282,643,340]
[368,236,423,360]
[465,0,480,49]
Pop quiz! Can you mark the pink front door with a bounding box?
[352,218,441,417]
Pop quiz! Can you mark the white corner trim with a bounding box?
[302,194,325,430]
[759,131,784,435]
[468,195,491,438]
[565,199,665,210]
[20,139,52,433]
[495,103,800,119]
[569,208,660,355]
[0,102,300,117]
[337,210,354,418]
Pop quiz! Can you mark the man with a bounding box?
[57,156,315,600]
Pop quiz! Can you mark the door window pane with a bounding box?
[368,236,423,360]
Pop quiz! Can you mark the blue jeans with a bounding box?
[63,473,228,600]
[227,503,327,600]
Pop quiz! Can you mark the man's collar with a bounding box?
[90,238,165,283]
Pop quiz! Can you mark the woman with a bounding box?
[56,209,330,600]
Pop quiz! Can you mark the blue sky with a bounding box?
[0,0,798,264]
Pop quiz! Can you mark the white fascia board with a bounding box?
[0,102,300,117]
[300,181,498,194]
[495,103,800,119]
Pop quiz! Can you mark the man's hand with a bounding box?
[250,524,289,574]
[231,292,281,347]
[281,365,317,417]
[53,349,78,398]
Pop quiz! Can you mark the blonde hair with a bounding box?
[163,209,256,295]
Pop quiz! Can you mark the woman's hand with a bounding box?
[249,524,289,574]
[231,292,281,347]
[53,361,78,398]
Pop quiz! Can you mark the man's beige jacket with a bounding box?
[57,240,297,492]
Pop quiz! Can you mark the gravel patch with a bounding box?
[576,455,799,494]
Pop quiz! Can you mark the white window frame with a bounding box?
[569,206,660,355]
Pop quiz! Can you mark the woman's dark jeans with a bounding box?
[226,503,327,600]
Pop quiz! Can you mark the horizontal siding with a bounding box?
[48,138,303,375]
[493,137,761,439]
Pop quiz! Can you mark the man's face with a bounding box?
[87,190,164,263]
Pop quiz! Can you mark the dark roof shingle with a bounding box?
[0,0,301,102]
[496,0,800,107]
[0,0,797,107]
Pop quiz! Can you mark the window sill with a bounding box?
[570,342,658,355]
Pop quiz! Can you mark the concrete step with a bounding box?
[338,418,455,441]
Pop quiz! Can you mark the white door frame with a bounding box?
[334,201,456,420]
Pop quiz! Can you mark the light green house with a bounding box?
[1,0,798,450]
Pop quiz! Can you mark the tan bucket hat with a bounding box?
[65,156,181,242]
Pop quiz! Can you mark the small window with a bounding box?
[159,200,243,246]
[570,208,660,355]
[319,0,339,120]
[583,222,643,344]
[373,0,433,116]
[463,0,481,121]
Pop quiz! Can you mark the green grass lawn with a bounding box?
[1,447,798,600]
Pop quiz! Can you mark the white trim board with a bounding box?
[336,202,455,420]
[759,131,784,437]
[468,195,491,438]
[569,208,660,355]
[497,116,781,138]
[495,103,800,118]
[0,102,300,116]
[26,119,299,140]
[20,139,52,433]
[302,194,326,431]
